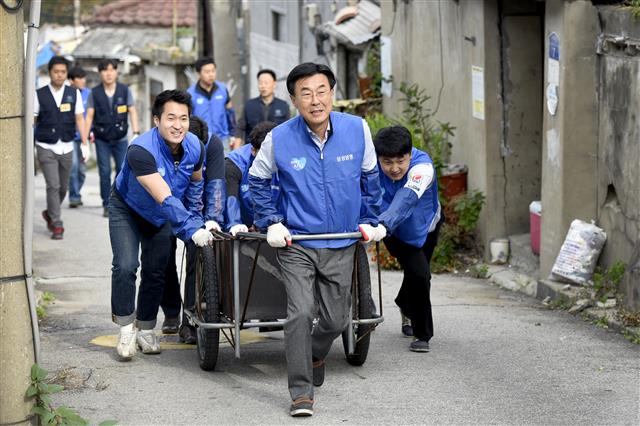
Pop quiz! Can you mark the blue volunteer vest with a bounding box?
[115,128,202,226]
[228,143,279,226]
[380,148,440,247]
[188,82,230,140]
[92,82,129,141]
[35,85,77,144]
[272,112,365,249]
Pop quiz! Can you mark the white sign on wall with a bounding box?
[472,65,485,120]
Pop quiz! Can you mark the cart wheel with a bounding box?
[196,245,220,371]
[342,242,374,366]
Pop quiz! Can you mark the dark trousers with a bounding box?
[96,138,127,208]
[109,191,173,330]
[383,216,444,341]
[162,237,197,323]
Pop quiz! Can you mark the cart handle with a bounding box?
[235,231,363,241]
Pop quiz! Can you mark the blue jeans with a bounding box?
[109,190,173,330]
[96,138,128,208]
[68,139,86,202]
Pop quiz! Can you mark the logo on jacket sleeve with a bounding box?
[197,97,204,105]
[158,167,166,177]
[406,174,423,192]
[290,157,306,171]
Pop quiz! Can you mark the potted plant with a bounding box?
[176,27,195,53]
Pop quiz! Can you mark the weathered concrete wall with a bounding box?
[595,7,640,310]
[540,0,599,278]
[381,0,504,251]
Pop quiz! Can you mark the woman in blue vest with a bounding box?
[225,121,278,235]
[248,63,386,417]
[109,90,213,361]
[375,126,444,353]
[160,116,226,344]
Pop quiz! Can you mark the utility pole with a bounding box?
[0,1,37,425]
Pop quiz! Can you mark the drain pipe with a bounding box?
[24,0,42,363]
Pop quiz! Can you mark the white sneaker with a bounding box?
[117,324,137,361]
[137,329,161,354]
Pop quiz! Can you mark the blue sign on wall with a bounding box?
[549,33,560,60]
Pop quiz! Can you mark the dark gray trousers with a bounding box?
[276,243,355,401]
[37,145,73,223]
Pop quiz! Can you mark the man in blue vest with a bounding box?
[225,120,278,236]
[249,63,386,417]
[67,66,91,208]
[109,90,213,361]
[374,126,444,353]
[86,58,140,218]
[235,69,289,144]
[187,57,236,154]
[35,56,89,240]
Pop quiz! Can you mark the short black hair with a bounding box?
[286,62,336,96]
[48,56,70,72]
[189,115,209,143]
[97,58,118,72]
[68,66,86,80]
[248,121,277,150]
[152,90,192,119]
[257,69,276,81]
[195,57,215,73]
[373,126,413,158]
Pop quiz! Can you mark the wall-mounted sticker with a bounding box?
[472,65,485,120]
[546,84,558,116]
[548,32,560,86]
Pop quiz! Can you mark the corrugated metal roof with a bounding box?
[73,26,172,60]
[323,0,381,47]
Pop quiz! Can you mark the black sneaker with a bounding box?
[290,397,314,417]
[312,357,325,387]
[103,208,109,218]
[178,324,196,344]
[409,339,430,353]
[401,324,414,337]
[69,200,83,208]
[162,317,179,334]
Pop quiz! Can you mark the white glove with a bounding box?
[358,224,376,242]
[229,224,248,236]
[80,143,91,162]
[191,228,213,247]
[373,224,387,241]
[130,133,139,142]
[205,220,221,232]
[266,222,291,248]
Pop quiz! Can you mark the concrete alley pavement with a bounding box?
[33,170,639,425]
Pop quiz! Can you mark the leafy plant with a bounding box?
[176,26,194,38]
[37,291,56,319]
[592,261,626,303]
[625,0,640,19]
[26,364,116,426]
[369,243,401,270]
[365,40,383,98]
[469,264,489,279]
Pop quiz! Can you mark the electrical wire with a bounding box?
[0,0,23,13]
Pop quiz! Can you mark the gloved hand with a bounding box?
[80,143,91,162]
[266,222,291,248]
[205,220,221,232]
[358,224,376,242]
[373,224,387,241]
[359,224,387,242]
[229,224,248,237]
[191,228,213,247]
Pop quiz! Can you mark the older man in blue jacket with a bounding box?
[249,63,385,417]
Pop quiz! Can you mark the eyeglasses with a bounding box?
[298,89,331,103]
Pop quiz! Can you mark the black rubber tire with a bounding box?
[342,242,374,366]
[196,245,220,371]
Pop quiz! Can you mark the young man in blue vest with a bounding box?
[374,126,444,353]
[161,115,226,343]
[109,90,213,361]
[225,121,278,236]
[67,66,91,208]
[85,59,140,218]
[235,69,290,144]
[35,56,89,240]
[249,63,385,417]
[187,57,237,154]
